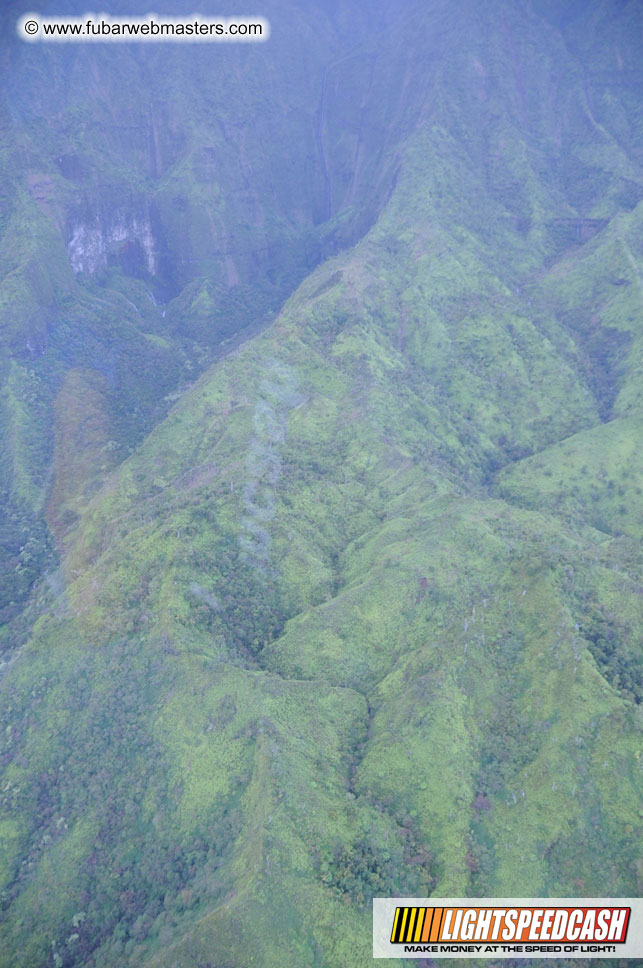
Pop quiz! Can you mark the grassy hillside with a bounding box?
[0,0,398,636]
[0,1,642,966]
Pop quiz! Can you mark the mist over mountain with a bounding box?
[0,1,641,966]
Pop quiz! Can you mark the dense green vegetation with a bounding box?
[0,0,386,632]
[0,0,642,966]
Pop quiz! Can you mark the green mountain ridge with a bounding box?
[0,0,400,632]
[0,1,642,966]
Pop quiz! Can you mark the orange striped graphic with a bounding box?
[420,907,433,942]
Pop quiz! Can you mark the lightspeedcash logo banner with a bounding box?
[373,898,643,958]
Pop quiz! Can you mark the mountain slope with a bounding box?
[0,0,402,638]
[0,1,642,967]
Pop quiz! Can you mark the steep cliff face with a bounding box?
[0,1,642,966]
[0,0,415,630]
[66,210,157,278]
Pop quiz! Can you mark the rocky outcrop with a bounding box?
[67,209,157,277]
